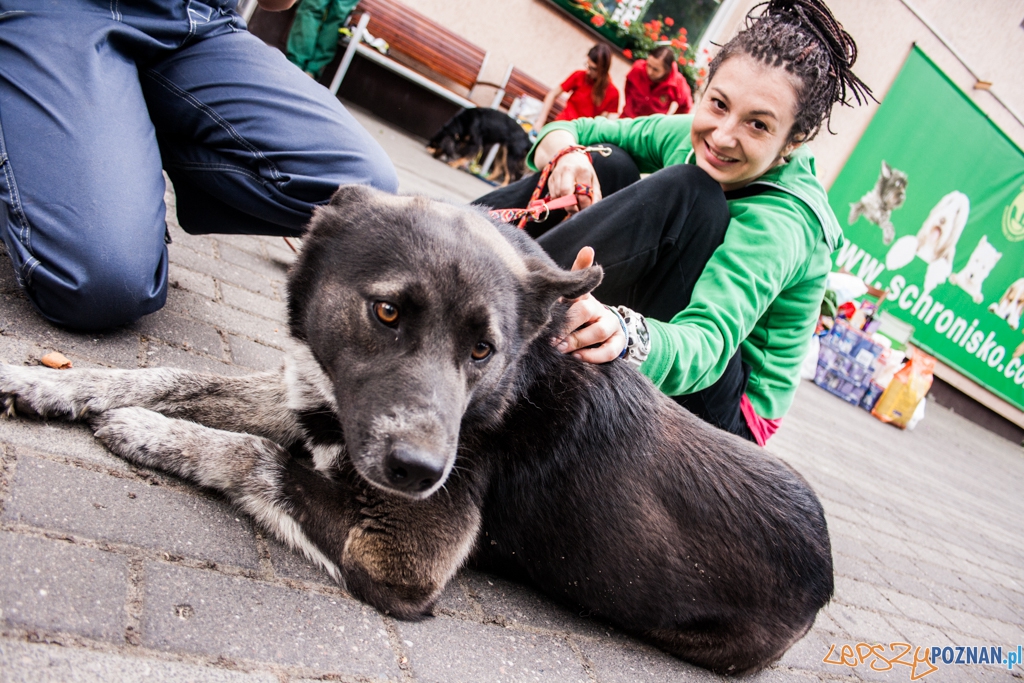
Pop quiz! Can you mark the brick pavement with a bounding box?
[1,105,1022,682]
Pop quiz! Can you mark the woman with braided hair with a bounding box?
[474,0,873,443]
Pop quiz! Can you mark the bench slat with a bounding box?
[354,0,487,90]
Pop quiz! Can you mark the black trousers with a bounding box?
[474,147,756,442]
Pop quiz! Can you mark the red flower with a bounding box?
[664,17,674,26]
[659,35,667,41]
[623,49,632,59]
[590,14,605,26]
[698,67,707,78]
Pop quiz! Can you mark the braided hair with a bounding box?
[707,0,875,142]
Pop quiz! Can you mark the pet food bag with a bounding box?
[871,347,936,429]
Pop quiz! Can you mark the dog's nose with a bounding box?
[385,444,445,493]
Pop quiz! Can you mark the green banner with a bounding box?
[828,45,1024,411]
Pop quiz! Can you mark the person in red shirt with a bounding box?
[537,44,620,125]
[622,46,693,118]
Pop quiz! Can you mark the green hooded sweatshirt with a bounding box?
[530,114,843,419]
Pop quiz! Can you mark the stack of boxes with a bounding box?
[814,320,886,408]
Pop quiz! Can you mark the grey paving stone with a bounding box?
[433,573,479,617]
[771,628,847,678]
[828,532,883,565]
[0,532,127,642]
[0,294,140,368]
[876,588,957,631]
[215,244,289,284]
[132,310,224,358]
[212,234,271,259]
[167,263,218,300]
[398,616,588,683]
[227,336,284,372]
[834,576,892,613]
[0,335,48,368]
[220,283,287,323]
[143,341,249,377]
[255,235,300,266]
[0,257,19,293]
[462,571,611,638]
[0,418,131,473]
[0,638,279,683]
[168,247,277,298]
[162,291,288,350]
[265,536,335,586]
[165,223,218,258]
[971,615,1021,644]
[4,455,260,569]
[142,562,398,676]
[576,635,716,682]
[809,609,849,640]
[744,667,827,682]
[822,603,903,644]
[832,551,890,586]
[958,582,1021,622]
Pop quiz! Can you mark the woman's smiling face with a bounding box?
[691,54,803,191]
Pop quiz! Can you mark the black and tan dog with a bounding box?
[427,107,531,185]
[0,186,833,676]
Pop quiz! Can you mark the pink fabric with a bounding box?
[739,393,782,447]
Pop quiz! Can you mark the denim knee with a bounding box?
[24,243,169,332]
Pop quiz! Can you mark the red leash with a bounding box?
[489,145,611,229]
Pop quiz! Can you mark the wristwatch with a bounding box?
[615,305,651,368]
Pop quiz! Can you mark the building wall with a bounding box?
[411,0,632,111]
[412,0,1024,187]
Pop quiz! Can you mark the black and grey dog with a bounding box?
[426,108,531,185]
[0,186,833,676]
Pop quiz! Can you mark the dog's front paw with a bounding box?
[0,364,81,420]
[92,407,184,471]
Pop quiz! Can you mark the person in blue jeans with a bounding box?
[0,0,398,331]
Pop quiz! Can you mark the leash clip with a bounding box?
[583,145,613,158]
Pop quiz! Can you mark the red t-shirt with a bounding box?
[621,59,693,118]
[555,70,620,121]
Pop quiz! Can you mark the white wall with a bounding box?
[412,0,631,110]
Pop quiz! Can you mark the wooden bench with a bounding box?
[501,67,566,123]
[328,0,508,109]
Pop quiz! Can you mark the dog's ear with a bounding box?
[881,160,891,178]
[519,258,604,337]
[328,184,378,210]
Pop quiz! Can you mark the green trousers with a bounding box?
[285,0,359,77]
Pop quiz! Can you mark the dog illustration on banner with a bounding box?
[990,278,1024,330]
[885,190,970,297]
[948,235,1002,304]
[849,160,908,244]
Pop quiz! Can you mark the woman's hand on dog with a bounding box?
[553,247,626,363]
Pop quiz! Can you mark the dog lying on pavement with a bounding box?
[0,185,833,675]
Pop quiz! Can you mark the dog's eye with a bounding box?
[373,301,399,326]
[471,342,493,361]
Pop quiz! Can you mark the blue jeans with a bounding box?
[0,0,398,330]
